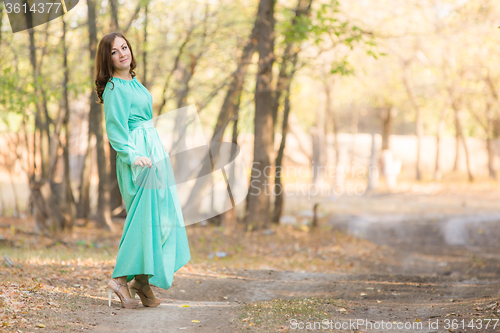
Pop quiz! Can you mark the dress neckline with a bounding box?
[112,76,136,82]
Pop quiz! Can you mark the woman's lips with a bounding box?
[120,58,128,62]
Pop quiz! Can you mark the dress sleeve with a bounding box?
[103,83,142,166]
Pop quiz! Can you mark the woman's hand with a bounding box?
[134,156,152,168]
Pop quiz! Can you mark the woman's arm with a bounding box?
[103,83,142,166]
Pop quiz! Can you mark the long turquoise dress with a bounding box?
[102,76,191,290]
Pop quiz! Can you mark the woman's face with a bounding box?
[110,37,131,72]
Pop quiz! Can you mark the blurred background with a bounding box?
[0,0,500,276]
[2,0,500,330]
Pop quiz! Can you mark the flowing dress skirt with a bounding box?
[111,120,190,290]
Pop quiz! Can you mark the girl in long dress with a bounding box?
[94,32,191,309]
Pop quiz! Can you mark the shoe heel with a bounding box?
[130,288,137,299]
[107,288,113,307]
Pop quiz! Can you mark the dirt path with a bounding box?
[92,257,500,332]
[91,192,500,332]
[92,269,500,332]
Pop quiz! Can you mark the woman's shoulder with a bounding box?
[103,78,127,99]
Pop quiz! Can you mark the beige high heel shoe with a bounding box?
[107,278,139,309]
[129,278,161,307]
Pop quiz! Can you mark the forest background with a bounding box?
[1,0,499,232]
[1,0,500,330]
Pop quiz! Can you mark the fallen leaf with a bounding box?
[192,320,200,323]
[178,305,190,308]
[36,323,46,328]
[486,302,499,309]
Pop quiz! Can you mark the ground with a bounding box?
[1,181,500,332]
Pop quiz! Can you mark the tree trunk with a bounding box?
[170,7,208,113]
[27,24,51,181]
[77,138,92,221]
[262,0,312,226]
[484,75,498,179]
[272,0,312,147]
[34,113,41,181]
[183,22,258,214]
[366,132,379,192]
[312,73,327,185]
[25,16,68,234]
[324,75,338,171]
[462,135,473,182]
[175,60,196,109]
[40,108,51,182]
[415,105,423,181]
[245,0,276,231]
[8,173,20,218]
[156,29,193,117]
[88,0,115,231]
[381,106,394,151]
[221,117,240,232]
[109,0,120,31]
[94,89,114,230]
[452,103,473,182]
[434,104,449,181]
[402,63,423,181]
[272,53,298,223]
[60,17,76,230]
[453,115,460,172]
[486,129,496,179]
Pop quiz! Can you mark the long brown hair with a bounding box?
[94,32,137,104]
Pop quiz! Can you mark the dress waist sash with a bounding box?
[129,120,154,131]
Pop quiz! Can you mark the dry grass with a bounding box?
[0,215,385,331]
[238,297,356,332]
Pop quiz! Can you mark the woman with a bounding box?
[94,32,191,309]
